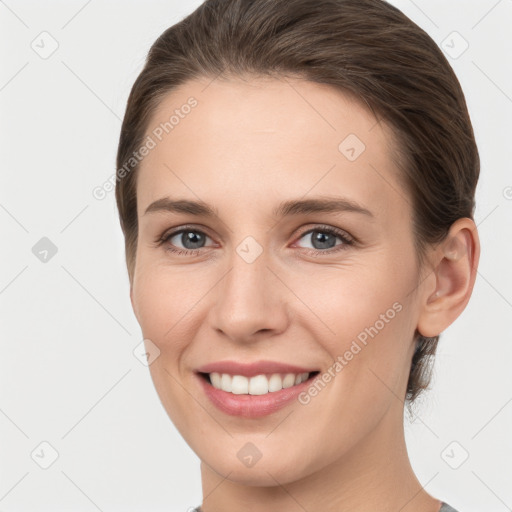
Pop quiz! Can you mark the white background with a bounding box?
[1,1,511,511]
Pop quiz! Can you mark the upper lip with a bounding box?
[196,360,318,377]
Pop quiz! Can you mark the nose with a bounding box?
[208,244,290,344]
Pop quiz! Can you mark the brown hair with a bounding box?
[115,0,479,403]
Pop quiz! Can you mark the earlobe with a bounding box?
[417,218,480,337]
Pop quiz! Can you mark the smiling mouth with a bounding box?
[198,371,320,396]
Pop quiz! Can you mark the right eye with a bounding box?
[157,226,216,256]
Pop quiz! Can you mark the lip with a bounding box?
[195,360,317,377]
[197,374,317,418]
[195,361,320,418]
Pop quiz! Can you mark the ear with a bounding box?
[417,217,480,338]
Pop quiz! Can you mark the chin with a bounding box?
[195,437,322,487]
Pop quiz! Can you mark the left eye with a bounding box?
[295,227,353,251]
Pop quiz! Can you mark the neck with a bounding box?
[198,400,442,512]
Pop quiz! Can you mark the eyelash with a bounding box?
[155,224,356,257]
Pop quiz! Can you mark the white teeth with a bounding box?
[231,375,249,394]
[268,373,283,392]
[208,372,310,395]
[220,373,232,392]
[210,372,221,389]
[282,373,296,388]
[248,374,268,395]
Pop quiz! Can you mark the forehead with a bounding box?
[136,76,409,221]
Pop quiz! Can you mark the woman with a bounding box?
[115,0,480,510]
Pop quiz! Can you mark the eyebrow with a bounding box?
[143,196,374,218]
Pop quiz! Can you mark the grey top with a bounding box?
[193,502,459,511]
[440,503,459,512]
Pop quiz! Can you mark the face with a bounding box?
[131,76,427,485]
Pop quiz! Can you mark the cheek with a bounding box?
[131,256,216,361]
[132,261,176,340]
[288,267,417,452]
[131,262,205,431]
[293,253,418,383]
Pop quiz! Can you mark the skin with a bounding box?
[130,76,480,512]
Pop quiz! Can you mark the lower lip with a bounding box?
[196,373,317,418]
